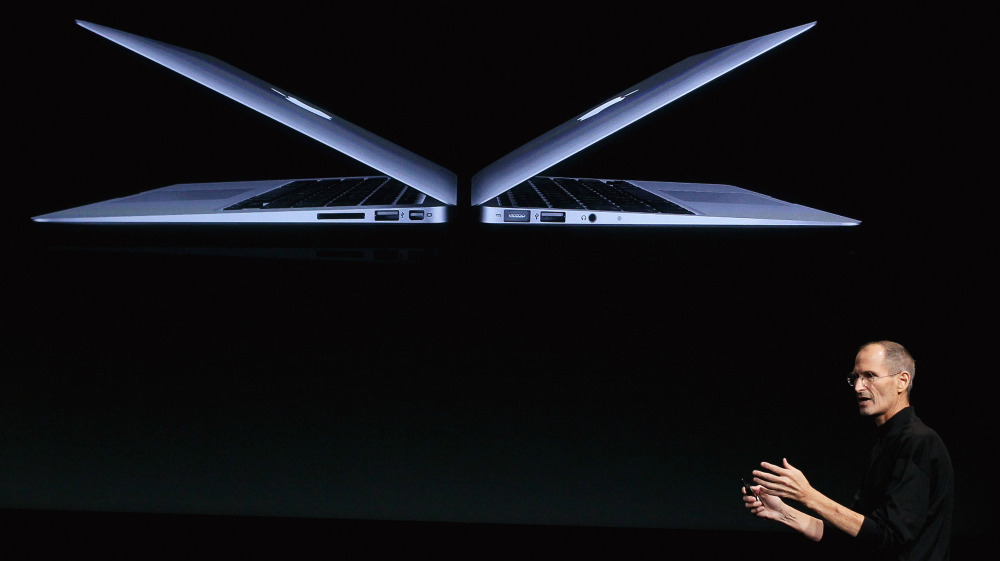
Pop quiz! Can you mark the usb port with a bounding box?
[408,210,425,220]
[503,209,531,222]
[375,210,400,221]
[540,211,566,223]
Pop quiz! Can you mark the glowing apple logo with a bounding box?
[271,88,332,120]
[578,90,639,121]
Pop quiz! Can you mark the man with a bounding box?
[744,341,953,560]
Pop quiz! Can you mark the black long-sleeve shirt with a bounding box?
[828,406,954,560]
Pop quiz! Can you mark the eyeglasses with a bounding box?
[846,371,901,387]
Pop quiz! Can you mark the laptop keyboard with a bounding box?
[490,177,693,214]
[224,177,424,210]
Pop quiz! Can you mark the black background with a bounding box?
[6,2,992,557]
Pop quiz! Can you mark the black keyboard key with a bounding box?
[491,177,695,215]
[336,177,384,206]
[362,178,406,206]
[554,178,618,211]
[531,177,583,209]
[224,176,426,210]
[509,182,547,208]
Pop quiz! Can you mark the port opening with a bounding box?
[317,212,365,220]
[503,209,531,223]
[375,210,400,221]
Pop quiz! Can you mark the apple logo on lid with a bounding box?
[271,88,332,120]
[578,90,639,121]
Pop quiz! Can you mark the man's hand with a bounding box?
[753,458,815,504]
[743,484,788,521]
[742,463,826,542]
[750,457,861,541]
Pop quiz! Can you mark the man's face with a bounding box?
[852,344,908,425]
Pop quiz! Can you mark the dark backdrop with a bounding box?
[6,3,991,557]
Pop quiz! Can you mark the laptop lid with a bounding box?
[75,20,458,206]
[469,22,816,206]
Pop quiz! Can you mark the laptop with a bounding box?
[33,20,456,225]
[33,20,858,227]
[473,21,857,226]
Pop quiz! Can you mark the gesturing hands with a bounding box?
[744,457,852,542]
[752,457,815,504]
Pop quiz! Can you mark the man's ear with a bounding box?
[898,371,912,394]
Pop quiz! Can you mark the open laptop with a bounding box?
[33,20,456,224]
[473,21,857,226]
[33,20,857,227]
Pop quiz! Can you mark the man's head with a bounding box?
[851,341,914,425]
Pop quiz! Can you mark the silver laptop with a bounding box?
[33,20,858,227]
[33,20,457,224]
[473,21,857,226]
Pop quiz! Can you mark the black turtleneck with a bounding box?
[831,406,954,560]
